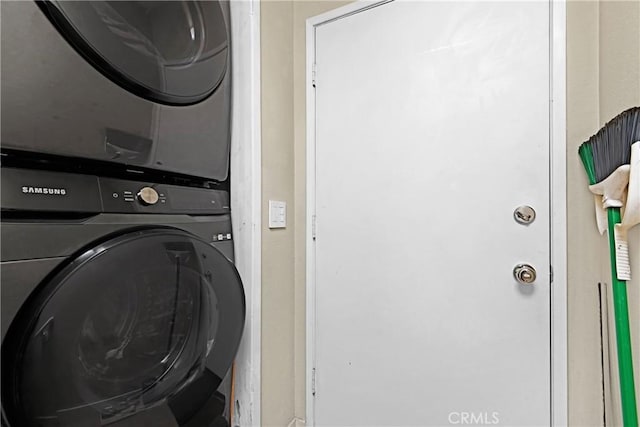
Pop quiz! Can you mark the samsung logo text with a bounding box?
[22,186,67,196]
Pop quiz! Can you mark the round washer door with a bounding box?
[37,0,229,106]
[1,228,245,426]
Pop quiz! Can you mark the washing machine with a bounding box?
[1,0,232,182]
[0,167,246,427]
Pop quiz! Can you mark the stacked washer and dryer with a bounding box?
[1,2,245,426]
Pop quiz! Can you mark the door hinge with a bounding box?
[550,265,554,283]
[312,63,317,88]
[311,368,316,396]
[312,215,317,240]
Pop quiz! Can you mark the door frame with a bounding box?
[229,1,261,426]
[304,1,567,425]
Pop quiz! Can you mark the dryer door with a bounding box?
[37,0,229,106]
[1,228,245,427]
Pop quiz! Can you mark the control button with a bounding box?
[137,187,159,205]
[112,192,119,199]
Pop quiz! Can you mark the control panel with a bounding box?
[1,168,229,215]
[100,177,230,214]
[106,186,166,207]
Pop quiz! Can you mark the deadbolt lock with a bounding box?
[513,205,536,225]
[513,263,537,284]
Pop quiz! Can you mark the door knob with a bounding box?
[513,263,537,284]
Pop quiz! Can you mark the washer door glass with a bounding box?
[2,228,245,426]
[38,0,229,105]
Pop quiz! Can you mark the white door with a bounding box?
[310,1,552,426]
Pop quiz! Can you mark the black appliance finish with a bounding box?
[1,168,245,427]
[1,0,232,182]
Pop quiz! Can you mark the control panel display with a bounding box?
[100,177,230,214]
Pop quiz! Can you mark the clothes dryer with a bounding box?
[1,0,232,182]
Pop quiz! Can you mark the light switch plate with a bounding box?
[268,200,286,228]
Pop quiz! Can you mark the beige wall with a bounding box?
[261,2,295,425]
[261,2,349,426]
[566,2,606,424]
[261,1,640,425]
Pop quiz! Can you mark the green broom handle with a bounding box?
[608,207,638,427]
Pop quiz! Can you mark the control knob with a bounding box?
[137,187,159,205]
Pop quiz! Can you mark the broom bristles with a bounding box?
[578,106,640,185]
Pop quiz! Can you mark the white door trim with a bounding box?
[550,0,568,425]
[230,1,261,426]
[304,1,567,425]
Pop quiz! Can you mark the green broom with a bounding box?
[579,106,639,427]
